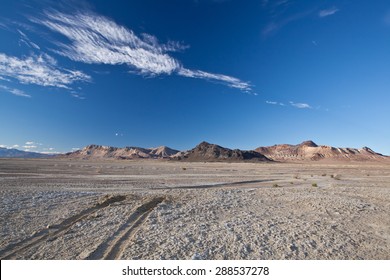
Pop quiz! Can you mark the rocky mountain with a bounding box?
[0,147,51,158]
[59,141,387,162]
[172,141,271,162]
[62,145,179,160]
[255,140,387,162]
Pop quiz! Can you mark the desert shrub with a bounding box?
[331,174,341,180]
[273,183,279,188]
[312,183,318,187]
[182,167,187,171]
[321,173,326,176]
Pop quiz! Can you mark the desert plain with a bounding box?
[0,158,389,260]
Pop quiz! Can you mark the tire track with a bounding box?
[86,196,165,260]
[151,179,275,190]
[0,194,127,259]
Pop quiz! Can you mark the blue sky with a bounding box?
[0,0,389,155]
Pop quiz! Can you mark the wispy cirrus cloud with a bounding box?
[32,10,252,92]
[262,9,313,37]
[0,52,90,89]
[23,145,37,149]
[266,100,285,106]
[289,101,311,109]
[0,84,31,98]
[265,100,311,109]
[319,7,339,18]
[178,68,252,92]
[17,29,40,50]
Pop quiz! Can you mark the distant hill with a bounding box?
[172,141,272,162]
[61,144,179,160]
[0,147,51,158]
[255,140,388,162]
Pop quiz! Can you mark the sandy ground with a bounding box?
[0,158,389,260]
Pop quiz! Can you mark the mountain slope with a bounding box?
[0,147,51,158]
[62,145,179,160]
[172,141,271,162]
[255,140,387,162]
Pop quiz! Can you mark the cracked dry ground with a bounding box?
[0,159,389,259]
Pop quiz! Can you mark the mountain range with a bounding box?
[59,140,387,162]
[0,147,51,158]
[255,140,386,162]
[60,144,179,160]
[1,141,388,162]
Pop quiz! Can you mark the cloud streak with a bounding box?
[17,29,41,50]
[0,52,91,89]
[178,68,252,92]
[289,101,311,109]
[0,84,31,98]
[319,7,339,18]
[265,100,311,109]
[33,10,251,92]
[262,9,313,37]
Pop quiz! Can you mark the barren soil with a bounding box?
[0,158,389,260]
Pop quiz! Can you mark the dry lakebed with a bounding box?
[0,158,389,260]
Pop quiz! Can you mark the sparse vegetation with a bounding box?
[290,182,294,184]
[273,183,280,188]
[182,167,187,170]
[331,174,341,180]
[293,174,300,179]
[312,183,318,187]
[321,173,327,176]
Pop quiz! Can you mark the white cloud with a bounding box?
[0,85,31,98]
[17,29,41,50]
[265,100,286,106]
[36,11,181,75]
[33,10,252,92]
[262,10,313,37]
[25,141,35,145]
[319,7,339,18]
[0,53,91,89]
[71,93,86,100]
[12,145,20,148]
[178,68,252,92]
[23,145,37,149]
[289,101,312,109]
[0,144,6,148]
[266,100,311,109]
[0,76,11,82]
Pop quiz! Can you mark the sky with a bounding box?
[0,0,389,155]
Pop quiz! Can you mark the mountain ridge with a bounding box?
[59,140,388,162]
[0,147,53,158]
[4,140,384,161]
[255,140,387,162]
[171,141,271,162]
[60,145,179,160]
